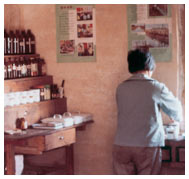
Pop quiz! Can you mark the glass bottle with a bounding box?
[12,58,17,79]
[31,58,38,76]
[41,59,47,76]
[14,30,20,54]
[20,30,26,54]
[25,30,29,54]
[8,30,15,54]
[4,29,8,55]
[4,58,8,79]
[27,29,36,54]
[7,58,13,79]
[35,58,39,76]
[21,57,27,77]
[26,57,31,77]
[37,58,42,76]
[31,58,34,77]
[17,58,22,78]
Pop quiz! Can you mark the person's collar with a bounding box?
[127,73,153,81]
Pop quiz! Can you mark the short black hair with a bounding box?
[127,49,156,73]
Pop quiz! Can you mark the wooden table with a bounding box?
[4,120,93,175]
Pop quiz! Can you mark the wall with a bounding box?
[4,4,184,174]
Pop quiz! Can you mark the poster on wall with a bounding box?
[127,4,172,62]
[56,4,96,63]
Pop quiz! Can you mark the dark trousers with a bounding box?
[113,145,162,175]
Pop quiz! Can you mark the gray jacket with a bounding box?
[114,73,183,147]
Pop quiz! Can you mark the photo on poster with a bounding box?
[77,6,93,21]
[149,4,168,17]
[131,24,145,33]
[77,24,93,38]
[145,24,169,47]
[60,40,75,55]
[78,43,94,56]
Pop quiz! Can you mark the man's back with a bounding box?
[114,73,182,147]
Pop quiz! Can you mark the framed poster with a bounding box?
[127,4,172,62]
[56,4,96,63]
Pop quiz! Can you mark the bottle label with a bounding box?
[8,66,12,72]
[7,38,11,53]
[21,64,27,75]
[13,64,16,70]
[10,39,13,54]
[14,38,19,54]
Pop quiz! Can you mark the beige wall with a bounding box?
[4,4,184,174]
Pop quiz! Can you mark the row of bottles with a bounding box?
[4,57,46,80]
[4,29,35,55]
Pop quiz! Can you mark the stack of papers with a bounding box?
[32,122,64,130]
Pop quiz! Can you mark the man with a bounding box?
[113,49,183,175]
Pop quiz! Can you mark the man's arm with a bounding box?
[159,84,183,122]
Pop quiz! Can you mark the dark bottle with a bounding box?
[31,58,38,76]
[14,30,20,54]
[26,57,31,77]
[37,58,42,76]
[26,30,36,54]
[20,30,26,54]
[4,58,8,79]
[7,58,13,79]
[41,59,47,76]
[25,30,29,54]
[12,58,17,79]
[7,30,15,54]
[4,29,8,55]
[17,58,22,78]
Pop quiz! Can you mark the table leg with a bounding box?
[65,144,74,175]
[5,143,15,175]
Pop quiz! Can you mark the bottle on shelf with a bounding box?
[4,29,8,55]
[26,29,36,54]
[21,57,27,77]
[31,57,38,77]
[8,30,15,55]
[4,58,8,80]
[26,57,31,77]
[17,58,22,78]
[41,59,47,76]
[12,58,17,79]
[20,30,26,54]
[37,58,42,76]
[14,30,21,54]
[7,58,13,79]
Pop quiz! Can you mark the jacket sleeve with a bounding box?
[159,84,183,122]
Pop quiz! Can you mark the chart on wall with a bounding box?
[56,4,96,63]
[127,4,172,62]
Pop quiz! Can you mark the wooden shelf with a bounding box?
[4,54,40,58]
[4,98,65,111]
[4,75,53,93]
[4,98,67,130]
